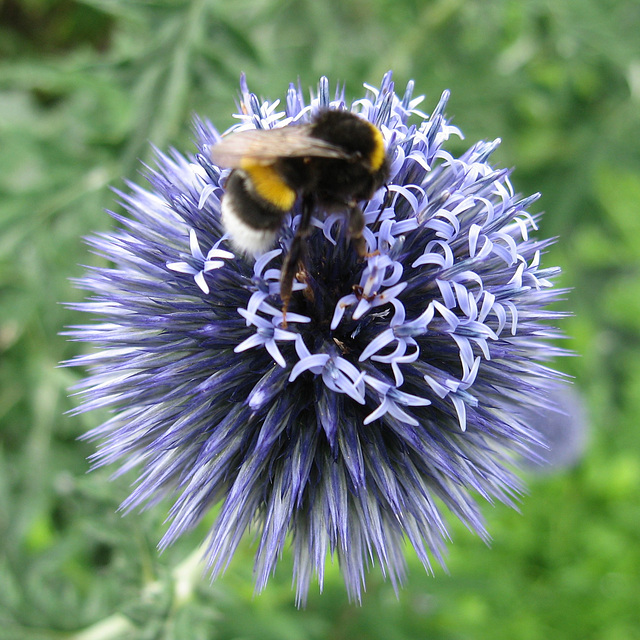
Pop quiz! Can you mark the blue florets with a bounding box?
[67,72,568,604]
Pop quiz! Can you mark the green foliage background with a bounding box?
[1,0,639,638]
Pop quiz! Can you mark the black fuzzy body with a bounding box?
[277,110,389,208]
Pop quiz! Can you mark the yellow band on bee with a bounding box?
[241,160,296,211]
[367,123,386,172]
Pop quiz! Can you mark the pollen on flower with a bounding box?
[66,71,569,605]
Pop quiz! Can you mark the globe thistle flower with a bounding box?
[521,384,588,473]
[67,72,568,604]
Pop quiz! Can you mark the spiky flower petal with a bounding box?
[67,73,568,604]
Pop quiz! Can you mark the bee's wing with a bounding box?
[210,125,349,168]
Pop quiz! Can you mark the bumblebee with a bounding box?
[211,109,389,314]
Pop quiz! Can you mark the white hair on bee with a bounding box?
[221,198,278,256]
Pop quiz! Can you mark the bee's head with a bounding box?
[311,110,387,173]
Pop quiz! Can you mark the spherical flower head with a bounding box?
[67,72,568,605]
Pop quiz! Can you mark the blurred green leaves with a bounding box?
[1,0,639,638]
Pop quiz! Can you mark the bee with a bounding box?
[210,109,390,316]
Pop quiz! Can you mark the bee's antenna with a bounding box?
[369,185,393,232]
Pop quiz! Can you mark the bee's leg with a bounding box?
[350,188,391,257]
[280,194,314,324]
[347,202,367,257]
[371,186,393,230]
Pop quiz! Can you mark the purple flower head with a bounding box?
[66,73,568,604]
